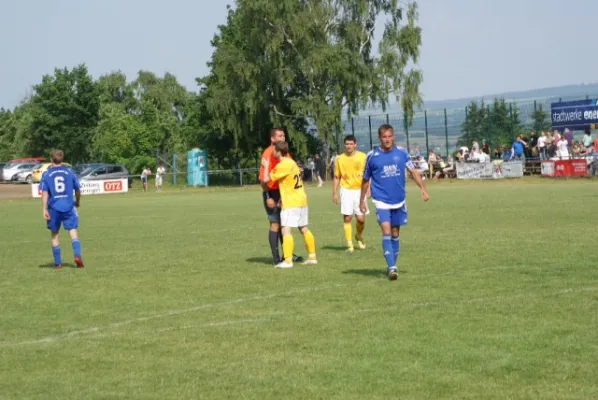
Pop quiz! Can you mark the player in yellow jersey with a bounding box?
[266,141,318,268]
[332,135,369,253]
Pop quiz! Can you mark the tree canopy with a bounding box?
[0,0,423,171]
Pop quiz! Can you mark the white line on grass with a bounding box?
[1,281,378,348]
[91,285,598,339]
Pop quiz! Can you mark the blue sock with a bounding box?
[382,235,394,269]
[71,239,82,258]
[52,245,62,266]
[392,236,400,264]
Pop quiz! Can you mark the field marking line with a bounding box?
[90,285,598,339]
[0,280,378,348]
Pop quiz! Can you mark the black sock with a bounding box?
[269,231,280,261]
[278,230,284,246]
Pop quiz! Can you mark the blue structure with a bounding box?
[187,148,208,187]
[551,99,598,131]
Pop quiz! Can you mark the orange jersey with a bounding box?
[259,145,292,190]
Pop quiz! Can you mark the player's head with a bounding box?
[50,149,64,165]
[273,140,289,160]
[344,135,357,154]
[270,128,286,145]
[377,124,394,150]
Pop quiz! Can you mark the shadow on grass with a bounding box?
[321,245,347,252]
[245,257,275,265]
[342,268,408,278]
[39,262,77,269]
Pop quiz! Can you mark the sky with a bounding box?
[1,0,597,109]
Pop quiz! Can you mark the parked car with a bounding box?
[31,162,73,183]
[14,163,43,184]
[78,164,132,188]
[72,163,104,176]
[1,162,39,182]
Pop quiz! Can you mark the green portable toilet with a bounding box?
[187,149,208,187]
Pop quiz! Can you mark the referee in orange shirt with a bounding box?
[259,128,304,264]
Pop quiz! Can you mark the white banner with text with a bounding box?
[31,179,129,198]
[456,161,523,179]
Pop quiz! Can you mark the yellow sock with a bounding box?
[282,234,294,263]
[343,222,353,246]
[302,230,316,258]
[356,221,365,240]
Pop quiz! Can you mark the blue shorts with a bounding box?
[376,204,407,227]
[47,208,79,232]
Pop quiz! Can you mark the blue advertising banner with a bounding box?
[551,99,598,130]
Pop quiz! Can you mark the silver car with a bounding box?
[13,164,41,184]
[1,163,38,182]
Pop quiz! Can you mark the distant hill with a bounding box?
[421,83,598,111]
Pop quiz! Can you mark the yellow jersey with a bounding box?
[269,158,307,209]
[334,151,367,189]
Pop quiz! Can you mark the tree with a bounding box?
[532,103,550,133]
[458,98,522,150]
[200,0,423,160]
[28,64,100,163]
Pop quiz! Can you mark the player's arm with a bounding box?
[332,161,341,204]
[72,174,81,207]
[260,157,270,190]
[406,158,429,202]
[41,177,50,220]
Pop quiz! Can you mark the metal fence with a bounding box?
[340,93,598,156]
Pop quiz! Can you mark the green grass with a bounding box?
[1,178,597,399]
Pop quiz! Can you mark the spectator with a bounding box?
[314,154,324,187]
[557,137,570,159]
[481,140,490,155]
[564,128,574,149]
[416,155,429,179]
[509,136,527,161]
[537,131,547,160]
[583,127,592,150]
[434,155,454,180]
[493,147,502,159]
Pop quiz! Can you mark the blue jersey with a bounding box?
[512,141,524,155]
[363,146,414,209]
[41,165,80,212]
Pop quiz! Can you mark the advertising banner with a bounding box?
[551,99,598,131]
[541,159,587,177]
[31,178,129,198]
[457,161,523,179]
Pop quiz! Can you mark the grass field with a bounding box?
[1,178,597,399]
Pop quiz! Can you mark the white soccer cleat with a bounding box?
[275,261,294,269]
[302,258,318,265]
[346,246,354,254]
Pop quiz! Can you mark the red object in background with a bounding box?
[552,159,587,177]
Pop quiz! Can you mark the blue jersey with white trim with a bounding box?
[41,165,80,212]
[362,146,414,208]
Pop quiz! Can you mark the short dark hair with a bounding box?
[274,141,289,156]
[344,134,356,143]
[50,149,64,164]
[270,128,284,137]
[585,127,591,135]
[378,124,393,136]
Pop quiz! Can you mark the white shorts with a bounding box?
[340,188,369,216]
[281,206,309,228]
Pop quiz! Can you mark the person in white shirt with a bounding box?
[537,132,547,160]
[141,167,151,192]
[155,162,166,191]
[557,138,570,159]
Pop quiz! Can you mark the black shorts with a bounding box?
[262,190,281,223]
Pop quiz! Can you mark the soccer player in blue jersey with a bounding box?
[41,149,84,270]
[359,124,429,280]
